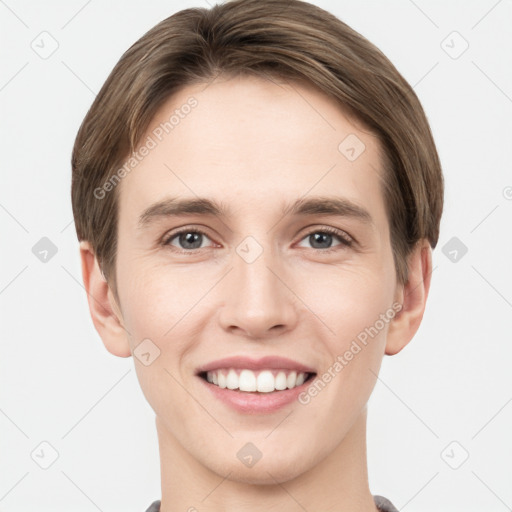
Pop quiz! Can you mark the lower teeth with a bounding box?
[234,388,281,393]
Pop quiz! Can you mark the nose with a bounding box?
[218,240,299,340]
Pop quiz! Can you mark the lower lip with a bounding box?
[197,375,314,414]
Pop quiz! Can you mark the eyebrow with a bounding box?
[137,195,373,228]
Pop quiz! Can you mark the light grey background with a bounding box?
[1,1,511,511]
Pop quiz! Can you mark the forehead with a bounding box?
[117,74,387,230]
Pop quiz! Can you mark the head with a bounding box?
[73,0,443,485]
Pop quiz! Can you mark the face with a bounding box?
[112,75,402,483]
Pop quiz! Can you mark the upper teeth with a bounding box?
[205,369,308,392]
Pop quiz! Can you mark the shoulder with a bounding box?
[144,500,161,512]
[145,496,398,512]
[374,495,399,512]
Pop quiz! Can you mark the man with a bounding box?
[72,1,443,510]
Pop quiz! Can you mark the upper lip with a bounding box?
[196,356,317,375]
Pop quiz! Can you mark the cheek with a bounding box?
[119,265,200,417]
[301,277,392,430]
[304,261,394,331]
[118,259,200,342]
[305,265,394,394]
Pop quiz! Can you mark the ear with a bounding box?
[79,241,132,358]
[385,239,433,355]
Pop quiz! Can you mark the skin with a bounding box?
[80,74,432,512]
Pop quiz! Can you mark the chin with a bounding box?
[205,450,311,486]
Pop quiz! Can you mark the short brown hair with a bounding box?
[71,0,443,297]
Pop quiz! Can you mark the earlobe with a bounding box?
[385,239,433,356]
[79,241,132,358]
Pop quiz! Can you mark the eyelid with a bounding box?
[295,227,355,253]
[299,225,354,246]
[161,225,217,248]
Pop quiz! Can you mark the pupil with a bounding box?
[310,232,332,249]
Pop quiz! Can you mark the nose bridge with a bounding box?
[219,233,297,337]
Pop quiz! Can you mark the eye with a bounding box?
[162,228,214,251]
[162,226,354,253]
[297,227,354,251]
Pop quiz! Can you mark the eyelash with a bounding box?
[161,226,354,254]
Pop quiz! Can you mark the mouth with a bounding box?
[197,368,317,393]
[194,355,318,413]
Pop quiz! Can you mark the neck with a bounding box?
[157,407,378,512]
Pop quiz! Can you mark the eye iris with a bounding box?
[180,232,202,249]
[310,232,333,249]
